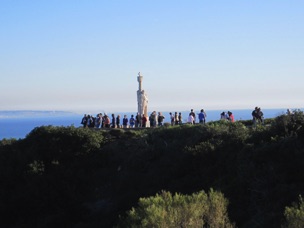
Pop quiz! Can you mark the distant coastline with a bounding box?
[0,110,78,119]
[1,108,303,140]
[1,108,301,118]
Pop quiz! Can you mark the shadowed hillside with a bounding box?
[1,110,304,227]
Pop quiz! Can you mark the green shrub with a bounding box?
[118,189,234,228]
[109,128,125,138]
[271,110,304,137]
[283,195,304,228]
[124,129,146,138]
[24,125,104,160]
[185,121,248,155]
[163,122,171,127]
[0,138,18,146]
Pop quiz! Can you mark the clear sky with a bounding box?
[1,0,303,113]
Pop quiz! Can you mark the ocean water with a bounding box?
[0,109,292,140]
[0,115,82,140]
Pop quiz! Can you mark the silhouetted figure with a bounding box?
[116,115,121,128]
[111,114,116,128]
[198,109,206,124]
[158,112,165,126]
[189,109,196,124]
[130,115,135,128]
[81,114,88,128]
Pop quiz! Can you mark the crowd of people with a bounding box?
[80,107,270,129]
[251,106,264,126]
[80,112,161,129]
[80,109,209,129]
[220,111,235,122]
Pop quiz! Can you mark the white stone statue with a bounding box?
[137,73,148,118]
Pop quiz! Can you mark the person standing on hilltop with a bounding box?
[174,112,179,125]
[149,111,157,127]
[123,115,128,128]
[257,107,264,125]
[203,109,207,123]
[129,115,135,128]
[111,114,116,128]
[228,111,235,122]
[169,112,175,126]
[198,109,206,124]
[135,112,141,128]
[252,107,259,126]
[95,113,101,128]
[220,112,227,120]
[189,109,196,124]
[81,114,88,128]
[152,111,158,127]
[104,114,110,128]
[116,115,121,128]
[187,113,194,124]
[100,114,104,128]
[142,114,148,127]
[158,112,165,126]
[178,112,183,125]
[87,115,95,128]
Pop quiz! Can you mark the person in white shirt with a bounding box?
[187,114,194,124]
[169,112,175,126]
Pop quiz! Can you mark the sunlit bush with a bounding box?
[118,189,234,228]
[283,195,304,228]
[271,109,304,137]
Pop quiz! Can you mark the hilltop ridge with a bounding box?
[1,111,304,227]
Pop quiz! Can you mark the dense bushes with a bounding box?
[118,189,234,228]
[271,109,304,137]
[1,112,304,227]
[284,195,304,228]
[0,126,106,227]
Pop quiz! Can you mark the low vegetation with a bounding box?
[284,195,304,228]
[0,110,304,227]
[118,189,234,228]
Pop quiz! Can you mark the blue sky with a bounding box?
[1,0,303,113]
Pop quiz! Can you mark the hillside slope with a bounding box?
[1,112,304,227]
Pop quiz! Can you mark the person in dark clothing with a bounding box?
[178,112,183,124]
[198,109,206,124]
[189,109,196,124]
[81,114,88,128]
[257,107,264,124]
[142,114,147,128]
[87,115,95,128]
[252,107,264,126]
[135,112,141,128]
[158,112,165,126]
[111,114,116,128]
[116,115,121,128]
[95,114,101,128]
[122,115,128,128]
